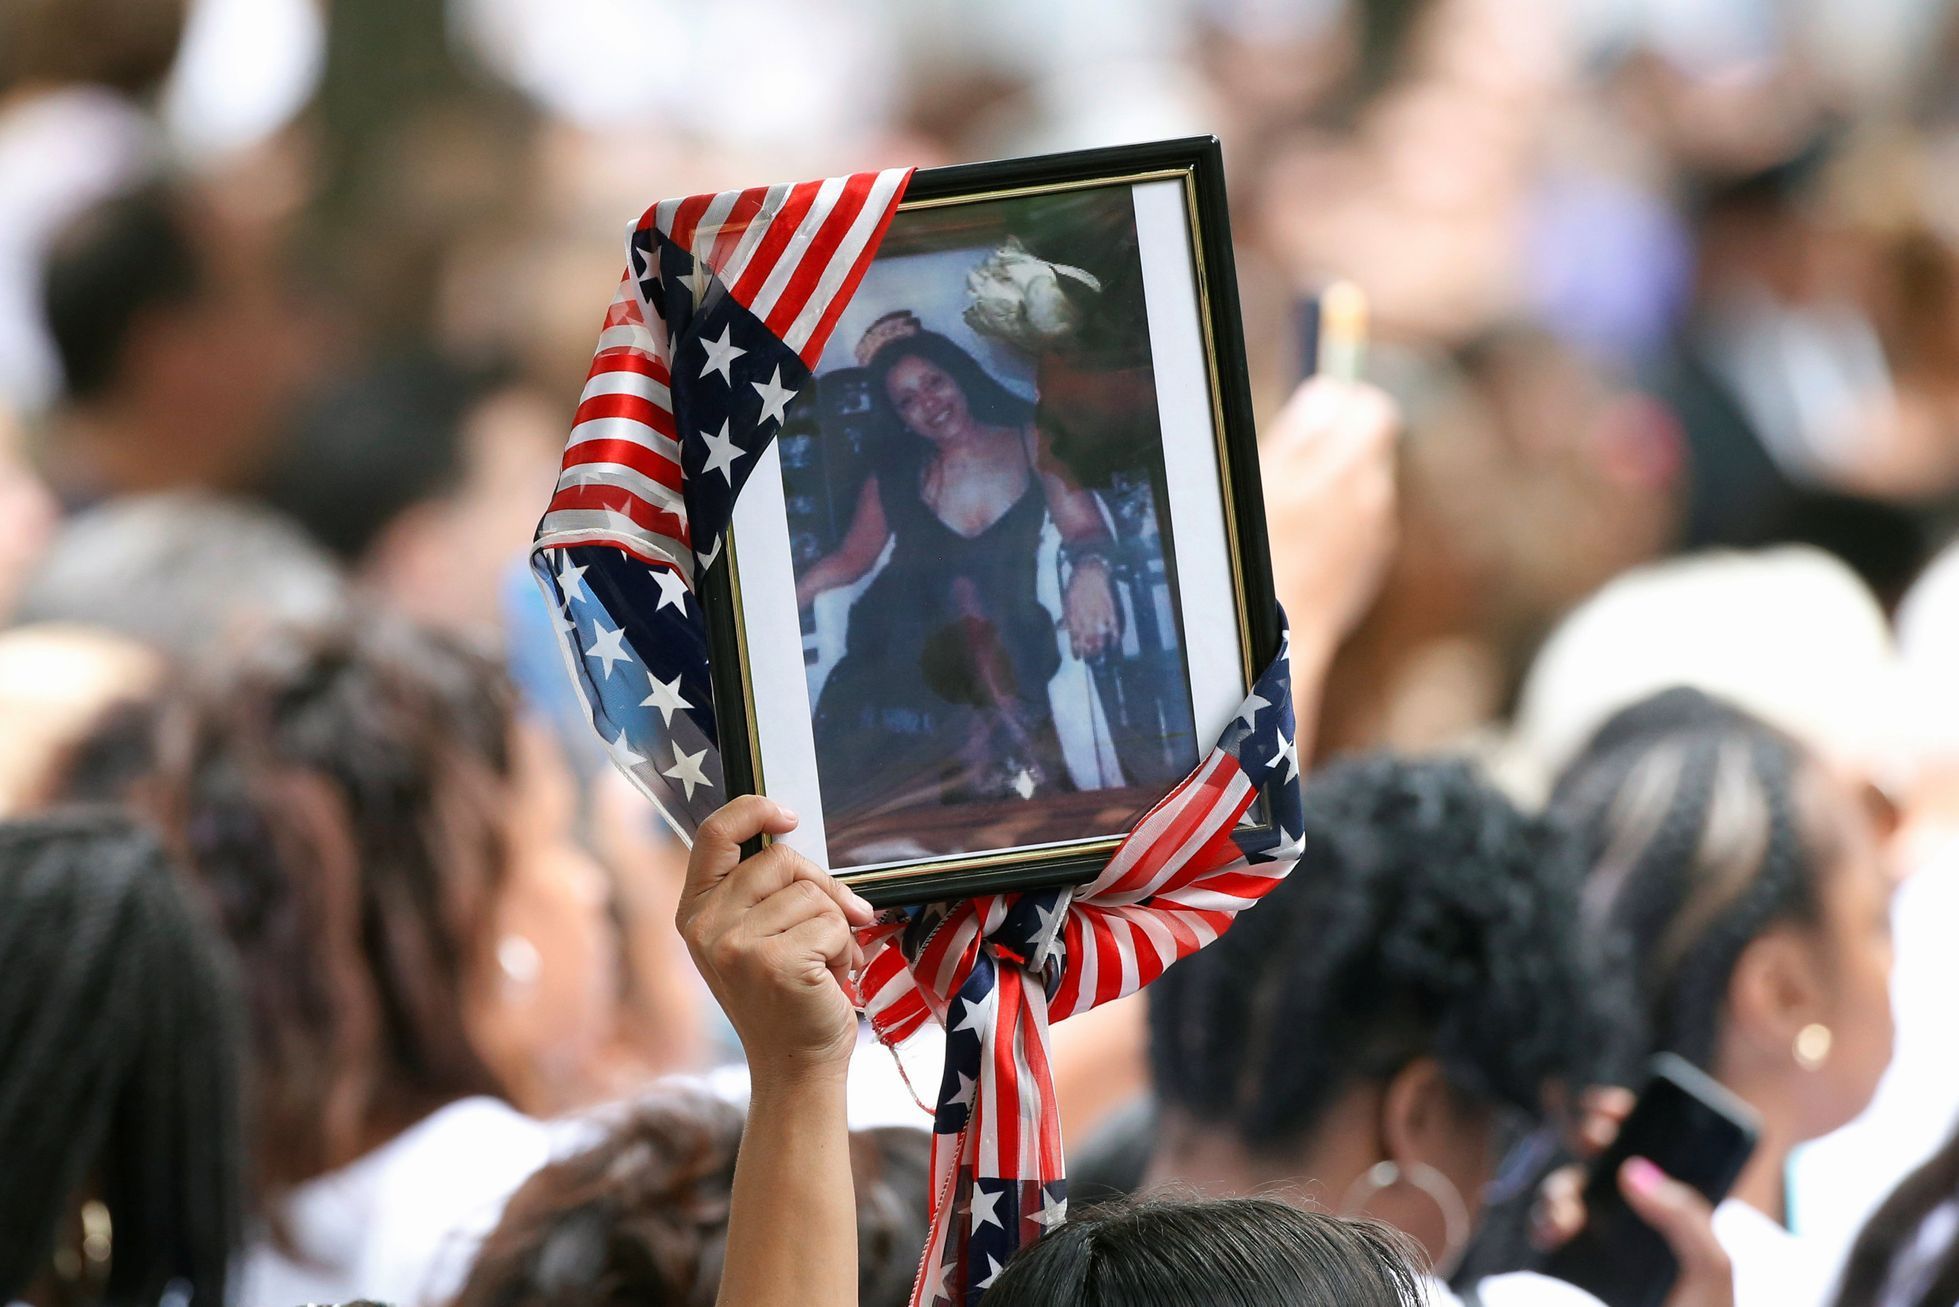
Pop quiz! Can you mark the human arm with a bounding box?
[1258,377,1400,745]
[1024,425,1121,658]
[674,797,876,1307]
[795,476,891,610]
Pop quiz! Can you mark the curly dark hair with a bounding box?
[453,1091,931,1307]
[1148,754,1607,1148]
[1548,687,1836,1076]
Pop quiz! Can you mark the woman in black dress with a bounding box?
[795,328,1120,827]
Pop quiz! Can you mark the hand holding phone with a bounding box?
[1537,1055,1754,1307]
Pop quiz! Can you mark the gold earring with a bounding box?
[1794,1023,1833,1070]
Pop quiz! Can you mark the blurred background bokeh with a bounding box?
[6,0,1957,764]
[5,1,1959,1294]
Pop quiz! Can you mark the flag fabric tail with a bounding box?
[529,164,1308,1306]
[856,623,1304,1305]
[530,166,913,840]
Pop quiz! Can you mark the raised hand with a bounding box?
[675,796,874,1083]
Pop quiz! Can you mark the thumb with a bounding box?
[682,797,799,908]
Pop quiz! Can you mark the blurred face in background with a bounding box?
[362,385,568,636]
[473,718,621,1115]
[128,221,310,490]
[1786,766,1896,1141]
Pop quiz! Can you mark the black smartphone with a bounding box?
[1537,1053,1760,1307]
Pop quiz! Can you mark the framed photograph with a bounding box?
[701,136,1278,905]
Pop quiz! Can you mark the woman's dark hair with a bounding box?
[1549,687,1838,1074]
[0,809,246,1305]
[131,613,518,1195]
[867,329,1034,431]
[983,1197,1427,1306]
[1833,1125,1959,1307]
[1148,754,1604,1148]
[453,1092,931,1307]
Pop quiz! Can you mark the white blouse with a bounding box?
[1437,1271,1609,1306]
[1712,1197,1835,1307]
[236,1096,558,1307]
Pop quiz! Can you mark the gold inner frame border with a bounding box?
[723,163,1258,889]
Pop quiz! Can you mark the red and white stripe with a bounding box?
[535,274,694,577]
[642,167,910,365]
[537,167,912,574]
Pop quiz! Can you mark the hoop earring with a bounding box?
[1340,1159,1472,1278]
[1794,1023,1833,1071]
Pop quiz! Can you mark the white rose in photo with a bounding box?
[963,237,1102,350]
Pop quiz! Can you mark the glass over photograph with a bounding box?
[775,184,1201,870]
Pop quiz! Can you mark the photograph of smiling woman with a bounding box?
[775,186,1206,869]
[796,322,1127,813]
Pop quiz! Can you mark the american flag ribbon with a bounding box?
[529,167,912,829]
[529,165,1306,1305]
[856,638,1303,1305]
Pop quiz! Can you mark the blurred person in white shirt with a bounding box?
[1803,541,1959,1305]
[53,613,628,1306]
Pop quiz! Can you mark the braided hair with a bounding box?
[1148,754,1605,1151]
[1549,687,1833,1075]
[0,809,246,1306]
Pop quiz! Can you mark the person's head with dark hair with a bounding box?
[0,808,246,1306]
[866,328,1033,445]
[258,350,570,634]
[453,1091,931,1307]
[850,1125,936,1306]
[41,185,199,406]
[261,347,503,562]
[111,610,618,1196]
[1146,755,1606,1280]
[982,1197,1426,1307]
[1551,687,1894,1213]
[40,184,303,498]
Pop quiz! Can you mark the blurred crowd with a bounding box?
[4,0,1959,1304]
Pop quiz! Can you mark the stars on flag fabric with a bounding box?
[854,631,1305,1305]
[531,167,912,836]
[529,164,1307,1306]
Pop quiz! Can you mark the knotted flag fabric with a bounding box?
[855,639,1303,1305]
[529,166,1307,1306]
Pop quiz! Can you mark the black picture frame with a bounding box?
[700,135,1277,907]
